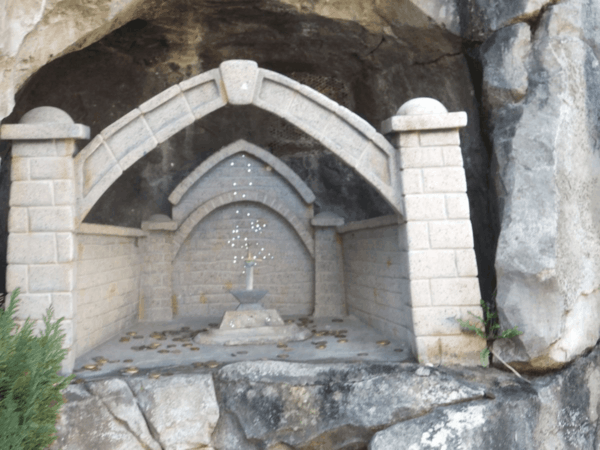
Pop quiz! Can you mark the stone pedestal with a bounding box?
[194,309,311,345]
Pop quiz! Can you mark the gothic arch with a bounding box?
[74,60,402,226]
[171,189,315,260]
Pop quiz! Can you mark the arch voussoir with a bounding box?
[75,60,403,226]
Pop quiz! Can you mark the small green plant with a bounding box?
[458,298,523,368]
[0,288,75,450]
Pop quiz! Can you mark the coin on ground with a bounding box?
[119,337,130,342]
[377,340,390,346]
[124,359,133,363]
[277,354,289,359]
[148,373,160,379]
[149,343,161,349]
[206,361,219,368]
[332,318,344,323]
[182,343,193,347]
[190,347,199,351]
[337,339,348,344]
[316,344,327,350]
[158,349,169,354]
[83,364,98,371]
[126,332,137,336]
[93,357,108,364]
[123,367,138,374]
[192,362,204,368]
[276,342,288,348]
[394,348,404,352]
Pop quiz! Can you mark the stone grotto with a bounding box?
[2,0,600,448]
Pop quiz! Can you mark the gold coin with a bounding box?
[109,360,120,363]
[277,354,289,359]
[149,343,161,349]
[192,362,204,368]
[394,348,404,352]
[150,333,163,339]
[148,373,160,379]
[172,338,182,342]
[156,336,167,340]
[332,318,344,323]
[312,341,327,346]
[276,342,287,348]
[123,367,138,374]
[190,347,199,351]
[182,343,193,347]
[167,344,176,348]
[206,361,219,368]
[284,319,294,324]
[119,337,130,342]
[316,344,326,350]
[377,340,390,346]
[124,359,133,363]
[72,378,85,384]
[314,331,326,337]
[131,346,144,351]
[338,329,348,334]
[126,332,137,336]
[93,357,108,364]
[158,350,169,354]
[83,364,98,370]
[337,339,348,344]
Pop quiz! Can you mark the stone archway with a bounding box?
[73,60,401,226]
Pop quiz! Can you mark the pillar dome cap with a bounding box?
[19,107,74,124]
[397,98,448,116]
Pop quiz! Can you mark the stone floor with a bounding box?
[72,315,414,381]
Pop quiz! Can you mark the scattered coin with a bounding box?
[156,336,167,341]
[196,328,208,333]
[164,372,174,376]
[158,349,169,354]
[357,353,368,356]
[131,346,145,351]
[277,354,289,359]
[172,338,182,342]
[394,348,404,353]
[171,350,181,354]
[148,373,161,379]
[276,342,288,348]
[167,344,176,348]
[190,347,200,351]
[93,357,108,364]
[109,360,120,363]
[338,330,348,334]
[314,331,326,337]
[316,344,327,350]
[312,341,327,346]
[83,364,98,371]
[150,333,163,339]
[119,337,130,343]
[126,332,137,336]
[332,318,344,323]
[206,361,219,368]
[192,362,204,368]
[72,378,85,384]
[377,340,390,346]
[284,319,294,324]
[182,343,193,347]
[124,359,133,363]
[149,343,161,349]
[123,367,139,374]
[337,339,348,344]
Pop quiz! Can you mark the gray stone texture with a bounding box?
[484,0,600,370]
[51,345,600,449]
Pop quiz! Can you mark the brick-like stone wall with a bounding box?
[75,228,143,356]
[339,216,413,343]
[173,203,313,317]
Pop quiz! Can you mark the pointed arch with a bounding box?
[74,60,402,226]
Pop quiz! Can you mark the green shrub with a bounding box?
[0,288,75,450]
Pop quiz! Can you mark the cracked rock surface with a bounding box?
[49,345,600,449]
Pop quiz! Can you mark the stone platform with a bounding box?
[73,315,412,380]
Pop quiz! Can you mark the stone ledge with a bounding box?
[77,223,147,237]
[1,124,90,140]
[381,112,467,134]
[337,215,404,234]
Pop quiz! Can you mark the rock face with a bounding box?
[50,350,600,449]
[483,0,600,370]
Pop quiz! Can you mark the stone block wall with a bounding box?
[139,229,174,322]
[173,203,314,318]
[74,224,144,356]
[339,216,413,343]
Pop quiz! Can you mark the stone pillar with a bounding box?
[381,98,485,366]
[311,212,346,317]
[140,214,177,321]
[1,107,89,374]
